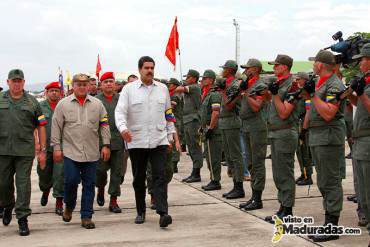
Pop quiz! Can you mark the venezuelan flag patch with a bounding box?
[325,95,335,103]
[99,116,109,126]
[304,100,311,110]
[211,103,221,110]
[165,108,176,123]
[38,115,47,126]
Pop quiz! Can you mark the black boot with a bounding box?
[243,190,263,211]
[40,190,50,206]
[0,207,3,219]
[109,196,122,213]
[312,215,340,242]
[18,217,30,236]
[135,212,146,224]
[159,214,172,228]
[295,175,304,184]
[202,181,221,191]
[280,206,293,220]
[97,187,105,206]
[226,181,245,199]
[2,207,12,226]
[265,205,284,224]
[239,193,255,209]
[173,162,178,173]
[182,168,201,183]
[296,176,313,186]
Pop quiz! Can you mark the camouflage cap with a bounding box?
[313,50,335,65]
[168,78,181,86]
[295,72,309,81]
[268,54,293,68]
[8,69,24,80]
[353,43,370,59]
[72,73,90,82]
[240,58,262,69]
[201,69,216,79]
[220,60,238,70]
[184,69,200,79]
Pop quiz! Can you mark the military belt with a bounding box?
[352,128,370,138]
[268,124,292,131]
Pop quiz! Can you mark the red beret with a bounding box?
[45,81,61,90]
[100,72,115,82]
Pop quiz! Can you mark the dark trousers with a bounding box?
[63,157,97,219]
[129,145,168,215]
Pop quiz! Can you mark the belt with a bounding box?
[268,124,293,131]
[352,128,370,138]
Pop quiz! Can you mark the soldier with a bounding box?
[51,73,111,229]
[89,77,98,96]
[175,70,203,183]
[37,82,64,215]
[349,43,370,243]
[167,78,183,173]
[219,60,245,199]
[303,50,346,242]
[115,80,124,93]
[199,70,223,191]
[264,55,299,223]
[238,58,268,210]
[294,72,314,186]
[95,72,124,214]
[0,69,47,236]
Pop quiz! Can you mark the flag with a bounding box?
[66,70,72,86]
[165,17,179,68]
[96,54,102,79]
[58,67,64,91]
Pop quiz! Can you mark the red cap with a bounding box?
[45,81,61,90]
[100,72,115,82]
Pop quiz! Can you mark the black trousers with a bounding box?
[128,145,168,215]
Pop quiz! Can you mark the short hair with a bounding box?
[138,56,155,69]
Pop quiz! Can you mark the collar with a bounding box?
[138,79,158,88]
[316,73,333,90]
[70,93,91,103]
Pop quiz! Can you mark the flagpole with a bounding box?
[178,49,183,82]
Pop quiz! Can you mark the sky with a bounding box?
[0,0,369,90]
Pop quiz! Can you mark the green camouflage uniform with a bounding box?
[171,92,183,166]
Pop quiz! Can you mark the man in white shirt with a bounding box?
[115,56,176,228]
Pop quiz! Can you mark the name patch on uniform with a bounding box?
[165,108,176,123]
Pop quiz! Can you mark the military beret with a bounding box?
[240,58,262,69]
[268,54,293,68]
[201,69,216,79]
[353,43,370,59]
[100,72,115,82]
[45,81,61,90]
[314,50,335,65]
[220,60,238,70]
[72,73,90,82]
[8,69,24,80]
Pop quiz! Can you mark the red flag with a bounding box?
[165,17,179,68]
[96,54,102,79]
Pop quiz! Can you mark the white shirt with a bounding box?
[115,79,176,149]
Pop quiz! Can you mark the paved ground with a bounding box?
[0,145,369,247]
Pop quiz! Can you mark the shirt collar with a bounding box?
[138,79,158,88]
[70,93,92,102]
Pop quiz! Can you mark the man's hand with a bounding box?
[121,129,133,143]
[38,151,47,170]
[175,138,181,153]
[268,83,279,95]
[167,141,174,154]
[303,77,315,95]
[101,146,111,161]
[53,150,63,163]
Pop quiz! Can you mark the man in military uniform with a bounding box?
[303,50,346,242]
[167,78,183,173]
[294,72,313,186]
[264,55,299,223]
[349,43,370,243]
[95,72,123,214]
[175,70,203,183]
[218,60,245,199]
[89,77,98,96]
[0,69,47,236]
[37,82,64,215]
[199,70,223,191]
[238,58,268,210]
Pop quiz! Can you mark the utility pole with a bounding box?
[233,19,240,65]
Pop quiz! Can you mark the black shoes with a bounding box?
[18,218,30,236]
[40,190,50,206]
[202,181,221,191]
[224,181,245,199]
[109,196,122,213]
[310,213,340,242]
[240,190,263,211]
[173,162,178,173]
[182,168,201,183]
[0,207,3,219]
[159,214,172,228]
[97,187,105,207]
[296,177,313,186]
[55,197,64,216]
[265,205,292,224]
[2,207,12,226]
[135,213,146,224]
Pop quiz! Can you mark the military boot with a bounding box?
[55,197,64,216]
[97,187,105,206]
[109,196,122,213]
[311,214,340,242]
[40,190,50,206]
[295,174,305,184]
[18,217,30,236]
[243,190,263,211]
[2,207,13,226]
[239,193,255,209]
[265,205,284,224]
[62,208,73,222]
[159,214,172,228]
[81,218,95,229]
[296,176,313,186]
[182,168,201,183]
[0,207,3,219]
[173,162,178,173]
[226,181,245,199]
[202,181,221,191]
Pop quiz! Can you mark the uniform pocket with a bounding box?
[131,98,143,113]
[156,99,165,112]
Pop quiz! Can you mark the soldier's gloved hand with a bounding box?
[205,128,213,139]
[303,79,315,95]
[239,79,248,91]
[335,89,346,101]
[353,77,366,96]
[349,77,359,92]
[268,83,279,95]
